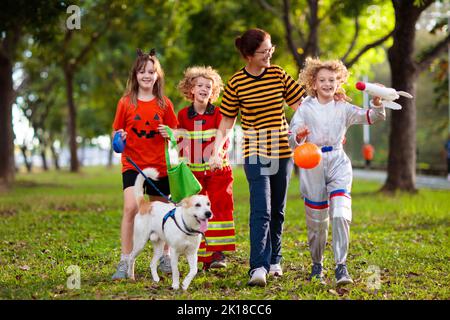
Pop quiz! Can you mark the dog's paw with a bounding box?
[182,285,189,291]
[172,284,180,290]
[152,276,160,283]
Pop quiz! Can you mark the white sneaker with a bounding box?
[248,267,267,287]
[269,263,283,277]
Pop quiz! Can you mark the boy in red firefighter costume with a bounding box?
[165,66,236,270]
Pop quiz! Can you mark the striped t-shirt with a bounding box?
[220,65,306,159]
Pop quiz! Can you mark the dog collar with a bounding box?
[162,208,208,245]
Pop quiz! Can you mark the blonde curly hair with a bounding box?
[298,58,349,97]
[178,66,224,103]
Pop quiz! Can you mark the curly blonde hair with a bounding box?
[178,66,224,103]
[298,58,349,97]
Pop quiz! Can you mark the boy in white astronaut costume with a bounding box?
[289,58,386,286]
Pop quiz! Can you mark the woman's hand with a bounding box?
[296,126,310,143]
[334,87,352,102]
[209,153,223,171]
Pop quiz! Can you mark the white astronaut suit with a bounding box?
[289,96,385,266]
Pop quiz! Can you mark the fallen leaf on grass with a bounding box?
[19,265,30,271]
[336,287,349,295]
[329,287,349,296]
[328,289,339,296]
[54,285,66,294]
[407,272,420,278]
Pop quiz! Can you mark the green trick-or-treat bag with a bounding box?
[164,126,202,202]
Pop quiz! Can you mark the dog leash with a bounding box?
[126,157,177,205]
[162,208,208,246]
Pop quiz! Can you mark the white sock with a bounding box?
[120,253,130,261]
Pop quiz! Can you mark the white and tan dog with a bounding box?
[127,168,212,291]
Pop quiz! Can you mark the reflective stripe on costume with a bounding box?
[206,221,235,230]
[304,198,329,210]
[188,160,230,172]
[330,189,351,200]
[178,129,218,140]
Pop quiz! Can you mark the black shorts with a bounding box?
[122,169,170,196]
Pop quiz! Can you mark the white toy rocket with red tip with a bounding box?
[356,81,412,110]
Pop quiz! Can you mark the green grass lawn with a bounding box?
[0,165,449,300]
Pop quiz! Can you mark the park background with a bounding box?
[0,0,449,300]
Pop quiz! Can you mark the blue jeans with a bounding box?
[243,156,294,274]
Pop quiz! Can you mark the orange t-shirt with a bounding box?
[112,95,178,176]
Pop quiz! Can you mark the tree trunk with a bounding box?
[79,137,85,167]
[20,145,32,173]
[50,142,60,170]
[64,69,79,172]
[36,136,48,171]
[283,0,320,71]
[382,0,423,193]
[107,135,113,168]
[0,41,16,189]
[40,146,48,171]
[305,0,319,58]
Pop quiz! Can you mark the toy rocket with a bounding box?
[356,81,413,110]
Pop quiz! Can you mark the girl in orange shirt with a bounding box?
[111,49,178,280]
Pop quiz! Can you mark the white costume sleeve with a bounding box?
[345,100,386,126]
[288,107,306,149]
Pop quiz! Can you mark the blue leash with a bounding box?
[126,157,177,205]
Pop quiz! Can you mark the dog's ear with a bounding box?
[180,198,188,208]
[136,48,144,57]
[180,197,192,208]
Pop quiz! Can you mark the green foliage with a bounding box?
[0,0,66,38]
[8,0,446,173]
[0,166,449,299]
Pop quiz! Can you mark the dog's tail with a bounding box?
[134,167,159,208]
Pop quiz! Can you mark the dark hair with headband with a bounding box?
[235,28,270,58]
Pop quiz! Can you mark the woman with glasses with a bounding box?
[210,28,307,286]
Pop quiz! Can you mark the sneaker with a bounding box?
[309,263,325,284]
[210,252,227,269]
[335,264,354,286]
[269,263,283,277]
[158,254,172,274]
[111,260,128,280]
[248,267,267,287]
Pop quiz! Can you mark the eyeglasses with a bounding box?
[255,45,276,56]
